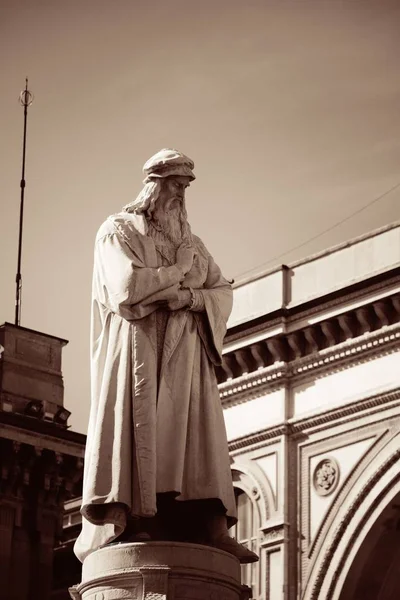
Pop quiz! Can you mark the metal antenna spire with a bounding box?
[15,78,34,326]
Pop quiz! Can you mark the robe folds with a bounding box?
[74,212,236,562]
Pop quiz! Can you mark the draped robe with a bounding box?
[74,212,236,562]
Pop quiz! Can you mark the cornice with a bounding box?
[228,425,289,452]
[289,388,400,435]
[0,421,85,457]
[225,269,400,345]
[225,314,285,346]
[220,362,288,406]
[287,271,400,325]
[219,320,400,404]
[219,287,400,389]
[292,322,400,381]
[226,388,400,451]
[0,410,86,448]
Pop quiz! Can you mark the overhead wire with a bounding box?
[234,179,400,281]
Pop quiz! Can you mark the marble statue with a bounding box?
[74,149,258,565]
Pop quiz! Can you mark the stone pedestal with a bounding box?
[69,542,248,600]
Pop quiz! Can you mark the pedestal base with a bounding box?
[69,541,249,600]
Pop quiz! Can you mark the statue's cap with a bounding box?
[143,148,195,183]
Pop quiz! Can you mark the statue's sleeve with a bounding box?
[94,232,183,320]
[194,251,233,366]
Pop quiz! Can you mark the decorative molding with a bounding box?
[290,388,400,435]
[228,425,289,453]
[232,459,277,522]
[260,524,285,548]
[323,476,400,600]
[0,421,85,457]
[69,572,143,600]
[227,388,400,451]
[309,447,400,600]
[300,423,400,597]
[220,363,288,406]
[220,322,400,404]
[141,566,170,600]
[292,325,400,381]
[301,425,387,570]
[312,457,340,497]
[217,278,400,383]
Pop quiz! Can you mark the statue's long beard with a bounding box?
[151,204,193,247]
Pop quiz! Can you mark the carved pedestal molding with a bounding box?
[69,542,247,600]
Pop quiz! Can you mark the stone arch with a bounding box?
[231,458,276,525]
[230,459,276,600]
[338,487,400,599]
[303,429,400,600]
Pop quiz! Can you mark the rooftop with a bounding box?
[229,221,400,329]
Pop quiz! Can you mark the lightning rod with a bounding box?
[15,78,34,326]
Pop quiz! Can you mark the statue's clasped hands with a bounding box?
[165,241,196,311]
[176,241,195,275]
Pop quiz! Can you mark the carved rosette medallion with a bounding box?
[313,457,340,496]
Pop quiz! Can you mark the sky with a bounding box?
[1,0,399,433]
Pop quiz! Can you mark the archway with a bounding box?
[302,433,400,600]
[339,490,400,599]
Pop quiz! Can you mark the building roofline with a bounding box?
[0,322,69,345]
[226,265,400,340]
[0,410,86,446]
[233,220,400,290]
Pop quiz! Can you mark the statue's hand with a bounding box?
[166,289,191,311]
[176,242,195,275]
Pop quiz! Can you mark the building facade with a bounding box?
[220,222,400,600]
[0,324,84,600]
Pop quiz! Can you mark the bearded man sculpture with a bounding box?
[75,149,258,565]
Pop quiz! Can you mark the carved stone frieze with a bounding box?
[219,319,400,403]
[219,291,400,388]
[220,362,288,405]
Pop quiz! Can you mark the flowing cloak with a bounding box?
[74,212,236,562]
